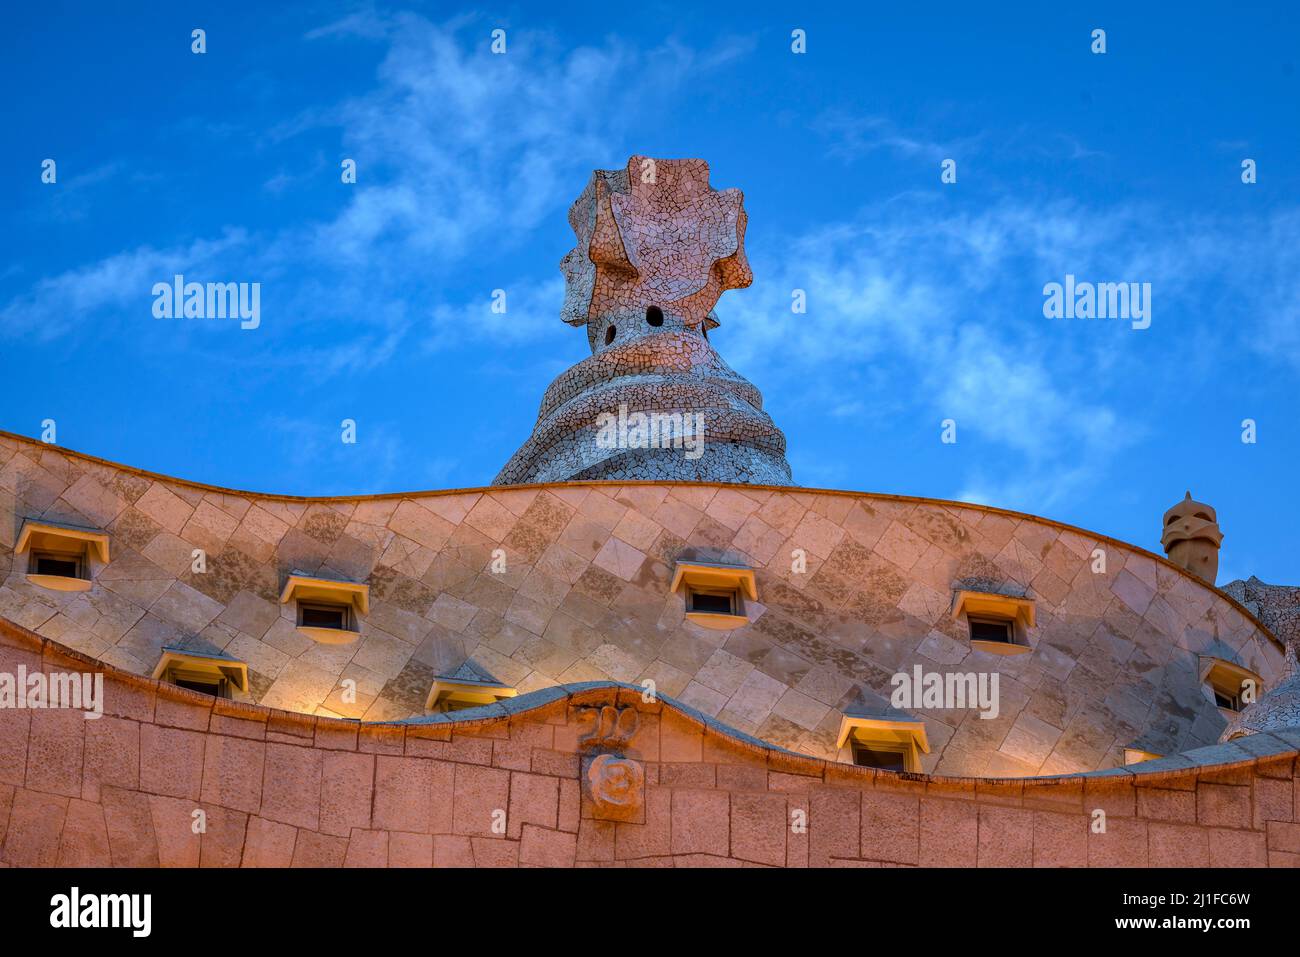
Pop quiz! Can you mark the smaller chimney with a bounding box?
[1161,491,1223,585]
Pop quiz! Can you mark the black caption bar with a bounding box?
[0,867,1278,944]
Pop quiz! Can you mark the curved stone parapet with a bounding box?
[0,430,1283,778]
[1,617,1297,868]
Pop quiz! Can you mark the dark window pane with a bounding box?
[970,619,1012,643]
[444,699,482,712]
[176,678,221,697]
[302,605,347,629]
[1214,690,1240,711]
[690,591,734,615]
[34,555,79,578]
[853,746,906,771]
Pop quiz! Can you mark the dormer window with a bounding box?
[152,647,248,700]
[837,715,929,773]
[671,561,756,630]
[425,661,518,713]
[1199,657,1261,715]
[951,590,1035,656]
[15,520,109,593]
[280,573,369,645]
[425,679,518,713]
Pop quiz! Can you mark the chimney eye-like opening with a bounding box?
[605,325,616,345]
[646,306,664,327]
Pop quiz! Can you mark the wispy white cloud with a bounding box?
[258,412,409,493]
[305,15,751,260]
[0,230,249,342]
[0,14,751,372]
[425,276,566,351]
[5,12,1297,519]
[813,111,971,163]
[718,194,1300,510]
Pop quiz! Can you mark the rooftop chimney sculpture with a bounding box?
[1161,491,1223,585]
[493,156,793,486]
[1221,607,1300,741]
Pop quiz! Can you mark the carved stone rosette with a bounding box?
[576,701,646,822]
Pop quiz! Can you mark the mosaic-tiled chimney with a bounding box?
[493,156,793,486]
[1161,491,1223,585]
[1221,605,1300,741]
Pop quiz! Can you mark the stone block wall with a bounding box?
[0,431,1282,776]
[1,621,1297,868]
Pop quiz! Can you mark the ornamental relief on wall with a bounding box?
[576,701,645,822]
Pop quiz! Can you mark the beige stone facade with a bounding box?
[3,618,1298,868]
[0,431,1281,778]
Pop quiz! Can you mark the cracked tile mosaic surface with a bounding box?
[1220,578,1300,740]
[495,156,791,487]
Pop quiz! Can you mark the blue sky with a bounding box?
[2,1,1297,583]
